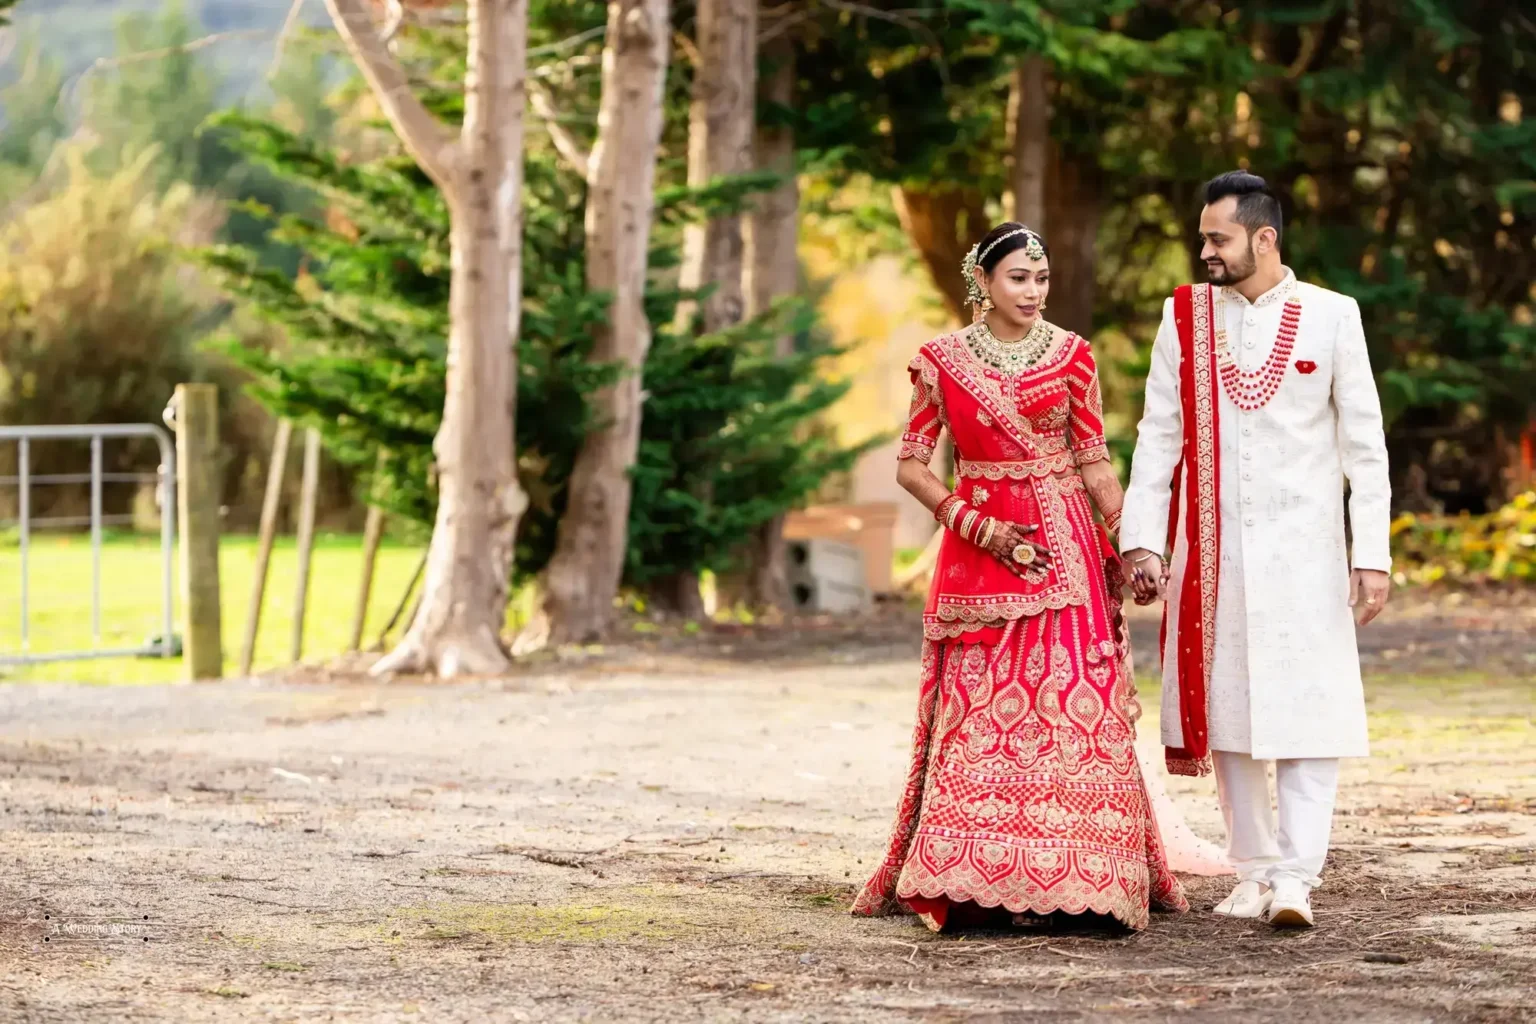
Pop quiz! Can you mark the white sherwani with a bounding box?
[1121,270,1391,761]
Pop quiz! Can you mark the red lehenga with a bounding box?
[852,328,1189,931]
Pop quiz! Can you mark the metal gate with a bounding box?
[0,425,176,665]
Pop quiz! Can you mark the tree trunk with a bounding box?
[327,0,529,677]
[656,0,757,616]
[1008,56,1048,230]
[743,24,798,612]
[1043,143,1101,338]
[531,0,670,647]
[675,0,757,333]
[892,185,989,323]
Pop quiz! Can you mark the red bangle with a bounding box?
[934,494,962,526]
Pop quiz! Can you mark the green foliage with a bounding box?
[795,0,1535,513]
[83,4,229,191]
[0,145,217,486]
[0,37,67,184]
[199,114,611,567]
[1391,492,1536,585]
[199,111,874,584]
[628,301,883,585]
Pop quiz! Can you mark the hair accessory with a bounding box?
[978,227,1046,265]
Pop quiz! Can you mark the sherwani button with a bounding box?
[1244,516,1255,526]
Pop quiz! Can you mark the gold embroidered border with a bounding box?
[899,439,936,463]
[1072,443,1110,466]
[907,351,949,433]
[927,333,1070,457]
[1191,285,1219,761]
[925,473,1092,639]
[958,454,1077,480]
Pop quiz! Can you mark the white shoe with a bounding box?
[1213,880,1273,919]
[1266,878,1315,928]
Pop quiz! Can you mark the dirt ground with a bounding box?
[1,593,1533,1023]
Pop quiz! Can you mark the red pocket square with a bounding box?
[1295,360,1317,374]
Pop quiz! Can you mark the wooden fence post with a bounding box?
[349,450,388,652]
[290,427,322,665]
[239,418,292,676]
[175,384,223,680]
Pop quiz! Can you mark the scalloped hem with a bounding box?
[923,596,1091,640]
[853,875,1189,933]
[894,886,1159,933]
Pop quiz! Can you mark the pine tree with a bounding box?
[200,115,877,602]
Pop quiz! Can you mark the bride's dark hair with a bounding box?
[976,221,1050,273]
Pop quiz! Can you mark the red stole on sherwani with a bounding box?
[1161,284,1219,778]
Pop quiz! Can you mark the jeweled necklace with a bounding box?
[1214,283,1301,412]
[969,318,1053,374]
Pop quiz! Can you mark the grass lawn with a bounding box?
[0,533,427,684]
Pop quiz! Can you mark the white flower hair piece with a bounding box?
[961,244,985,306]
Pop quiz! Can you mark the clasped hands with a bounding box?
[1123,548,1169,606]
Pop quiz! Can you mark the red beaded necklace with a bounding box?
[1214,287,1301,412]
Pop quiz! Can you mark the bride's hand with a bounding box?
[983,520,1053,578]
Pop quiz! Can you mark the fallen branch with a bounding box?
[1047,946,1099,961]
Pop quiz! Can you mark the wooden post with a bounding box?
[239,419,292,675]
[175,384,223,680]
[290,427,322,665]
[348,452,388,652]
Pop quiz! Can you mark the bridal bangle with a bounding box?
[977,517,998,548]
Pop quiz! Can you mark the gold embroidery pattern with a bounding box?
[900,438,936,463]
[1191,287,1219,773]
[851,604,1189,930]
[972,485,991,505]
[925,476,1093,640]
[958,455,1078,480]
[927,332,1070,456]
[977,410,992,427]
[1073,443,1111,466]
[908,352,948,433]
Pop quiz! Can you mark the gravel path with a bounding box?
[1,600,1533,1022]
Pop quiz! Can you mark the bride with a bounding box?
[852,222,1226,933]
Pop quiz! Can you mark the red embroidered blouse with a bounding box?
[900,329,1115,639]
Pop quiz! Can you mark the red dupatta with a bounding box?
[1161,284,1220,778]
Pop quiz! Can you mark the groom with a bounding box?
[1119,171,1392,928]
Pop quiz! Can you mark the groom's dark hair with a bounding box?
[1203,170,1283,246]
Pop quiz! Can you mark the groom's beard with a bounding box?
[1206,242,1257,285]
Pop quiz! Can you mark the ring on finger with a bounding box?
[1011,544,1036,566]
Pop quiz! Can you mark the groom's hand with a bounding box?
[1350,569,1391,625]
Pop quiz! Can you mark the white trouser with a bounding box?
[1213,751,1339,889]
